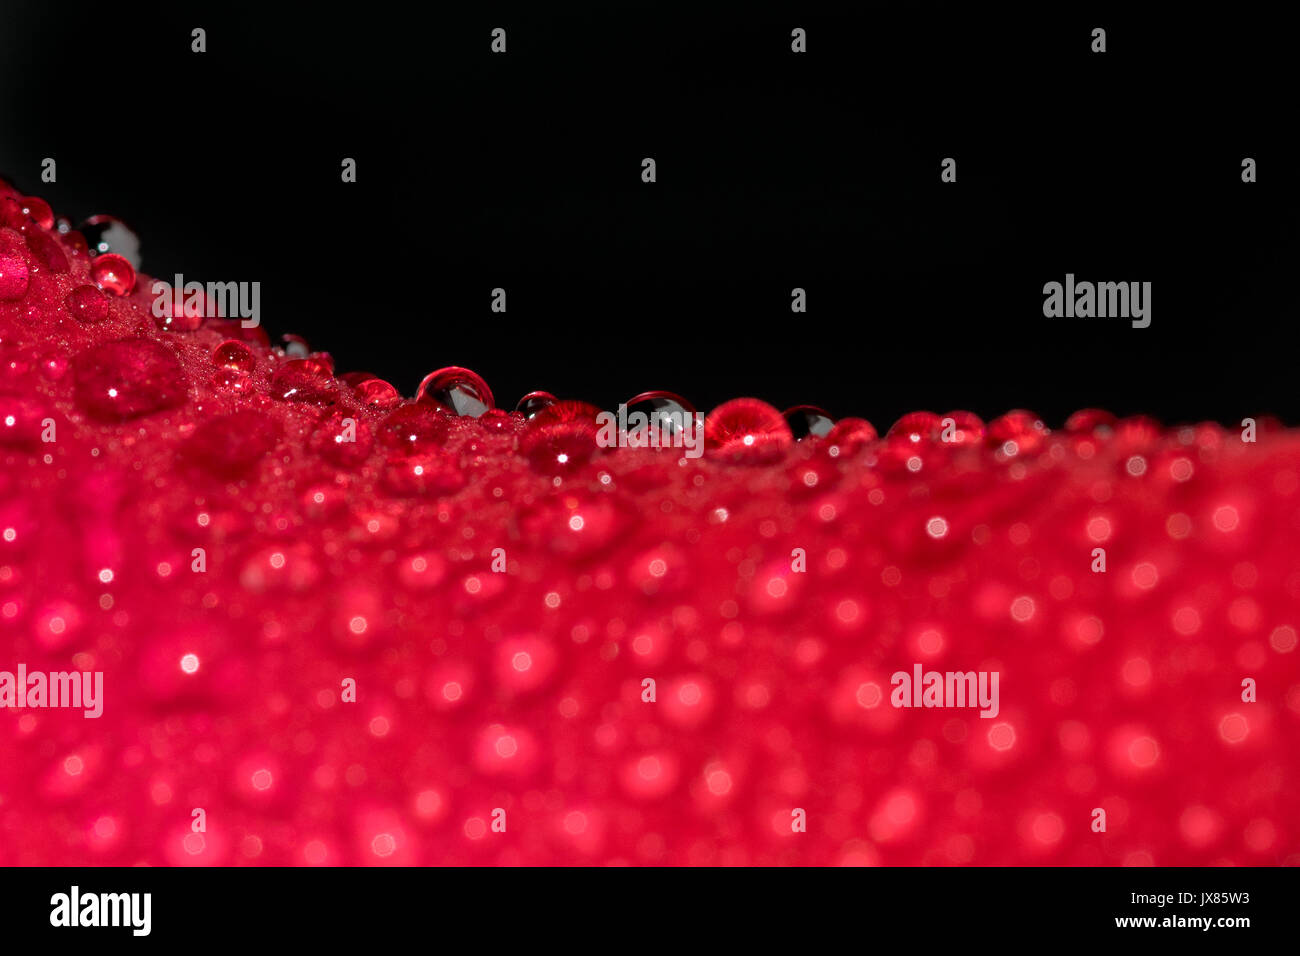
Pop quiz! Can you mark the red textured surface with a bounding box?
[1,179,1298,866]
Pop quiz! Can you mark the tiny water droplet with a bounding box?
[0,395,54,445]
[783,404,834,440]
[1113,415,1161,451]
[62,230,89,257]
[211,368,252,392]
[416,366,494,417]
[704,398,792,462]
[203,318,270,349]
[0,196,24,230]
[24,231,68,274]
[382,450,467,497]
[353,378,402,411]
[73,339,189,421]
[0,255,31,301]
[520,401,603,474]
[153,282,206,331]
[516,391,558,418]
[627,390,696,438]
[212,340,256,373]
[281,334,311,358]
[478,407,515,432]
[311,410,375,467]
[270,358,334,404]
[822,417,877,456]
[937,410,985,446]
[79,215,141,269]
[90,253,136,297]
[182,410,280,478]
[987,410,1049,456]
[39,351,67,381]
[65,285,111,323]
[20,197,53,231]
[888,411,941,445]
[377,403,451,453]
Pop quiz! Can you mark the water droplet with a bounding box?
[240,544,320,594]
[281,334,311,358]
[377,403,450,453]
[877,412,943,472]
[24,231,68,274]
[0,396,53,446]
[1113,415,1161,451]
[79,215,141,269]
[383,450,467,497]
[521,495,629,558]
[73,339,189,421]
[211,368,252,392]
[888,411,940,444]
[212,340,256,373]
[0,196,24,230]
[89,253,136,297]
[937,410,985,446]
[527,400,602,427]
[1065,409,1116,435]
[987,410,1049,456]
[269,358,334,404]
[312,411,374,467]
[477,407,515,432]
[19,197,54,231]
[516,390,557,418]
[353,377,402,411]
[64,285,110,324]
[416,366,494,417]
[339,371,377,388]
[182,410,280,477]
[38,351,67,381]
[704,398,792,462]
[1,196,51,231]
[0,344,34,392]
[0,255,29,301]
[62,230,89,258]
[626,390,696,438]
[152,282,206,331]
[783,404,834,440]
[203,318,270,350]
[822,417,878,456]
[520,401,603,474]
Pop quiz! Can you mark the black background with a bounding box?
[1,2,1295,427]
[2,864,1287,942]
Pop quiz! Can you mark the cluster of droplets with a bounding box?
[6,178,1298,867]
[1,175,1224,485]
